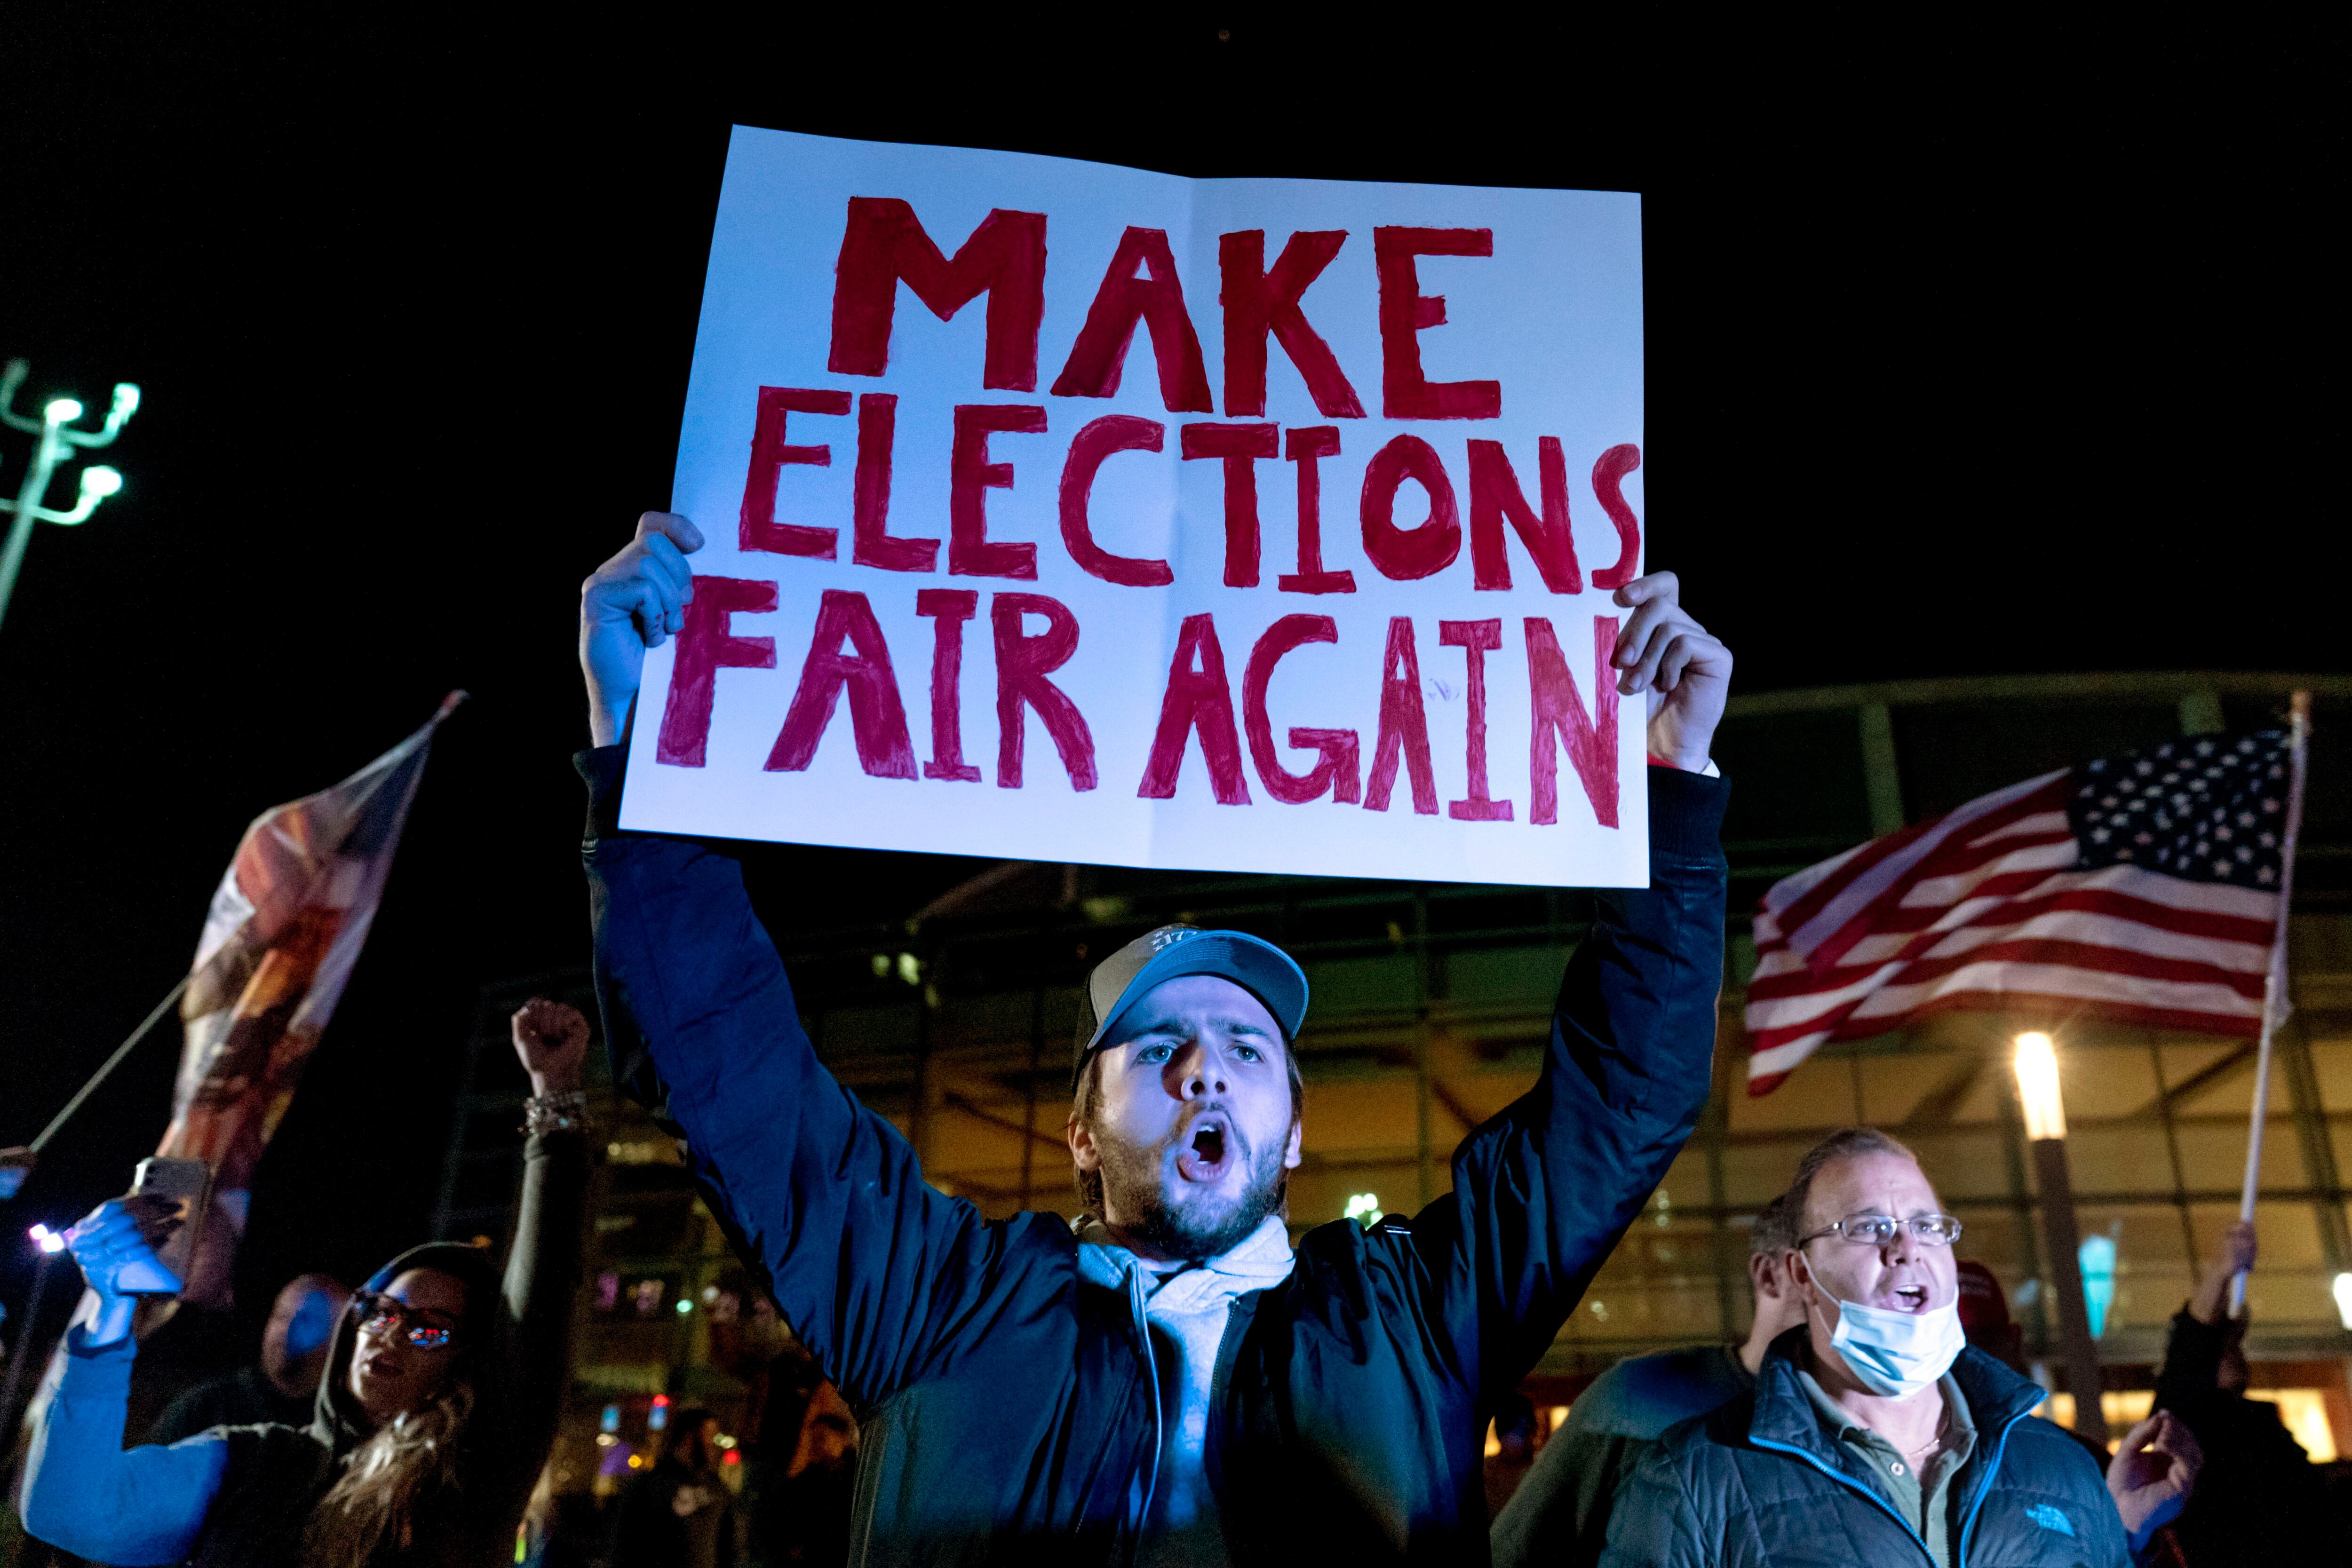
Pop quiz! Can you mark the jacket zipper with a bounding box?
[1751,1407,2030,1568]
[1200,1298,1248,1518]
[1950,1411,2028,1566]
[1128,1265,1163,1555]
[1746,1435,1936,1565]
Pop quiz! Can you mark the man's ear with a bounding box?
[1067,1112,1100,1174]
[1282,1116,1303,1171]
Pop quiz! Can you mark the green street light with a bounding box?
[0,359,143,634]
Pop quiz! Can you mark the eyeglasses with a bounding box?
[1798,1213,1964,1249]
[352,1289,461,1351]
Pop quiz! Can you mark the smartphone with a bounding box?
[130,1156,210,1292]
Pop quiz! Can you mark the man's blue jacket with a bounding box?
[1600,1331,2130,1567]
[581,751,1728,1565]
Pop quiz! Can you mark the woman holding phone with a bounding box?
[17,998,589,1568]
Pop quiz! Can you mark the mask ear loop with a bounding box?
[1789,1243,1834,1329]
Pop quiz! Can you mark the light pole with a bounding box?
[0,1224,65,1444]
[0,357,142,634]
[2014,1030,2109,1445]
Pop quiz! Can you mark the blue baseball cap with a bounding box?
[1073,925,1309,1086]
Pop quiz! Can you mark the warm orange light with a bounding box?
[2013,1032,2066,1140]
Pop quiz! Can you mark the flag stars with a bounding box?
[2070,729,2290,887]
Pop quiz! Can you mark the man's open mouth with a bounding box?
[1886,1284,1930,1313]
[1175,1117,1232,1183]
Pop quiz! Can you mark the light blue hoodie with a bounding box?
[1075,1213,1298,1568]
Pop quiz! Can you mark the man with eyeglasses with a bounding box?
[1602,1127,2197,1567]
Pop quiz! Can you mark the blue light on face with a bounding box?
[283,1291,338,1358]
[2079,1234,2118,1339]
[601,1404,622,1434]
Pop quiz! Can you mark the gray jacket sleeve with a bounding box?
[1492,1419,1652,1568]
[1596,1439,1713,1568]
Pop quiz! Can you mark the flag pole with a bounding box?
[26,974,190,1155]
[2230,691,2312,1316]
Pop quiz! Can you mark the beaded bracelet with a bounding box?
[521,1089,588,1137]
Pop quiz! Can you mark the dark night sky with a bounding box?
[2,13,2341,1348]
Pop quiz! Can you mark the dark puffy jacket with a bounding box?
[580,751,1728,1566]
[1600,1332,2127,1567]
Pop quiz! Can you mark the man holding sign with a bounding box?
[576,506,1730,1562]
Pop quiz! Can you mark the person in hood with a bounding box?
[17,998,590,1568]
[147,1273,353,1443]
[572,513,1735,1564]
[1600,1126,2199,1567]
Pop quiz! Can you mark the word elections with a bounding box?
[658,595,1622,829]
[739,200,1643,594]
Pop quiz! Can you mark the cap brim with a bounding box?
[1082,931,1309,1065]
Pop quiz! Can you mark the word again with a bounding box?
[656,589,1623,830]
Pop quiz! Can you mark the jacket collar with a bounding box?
[1746,1326,2049,1458]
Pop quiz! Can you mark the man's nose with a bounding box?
[1170,1043,1227,1099]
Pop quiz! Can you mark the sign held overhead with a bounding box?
[621,127,1648,887]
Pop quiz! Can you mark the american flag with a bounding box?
[1743,729,2291,1095]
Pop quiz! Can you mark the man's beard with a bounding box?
[1093,1110,1287,1259]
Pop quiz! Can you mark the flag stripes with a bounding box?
[1743,731,2290,1096]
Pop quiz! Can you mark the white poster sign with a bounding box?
[620,127,1648,886]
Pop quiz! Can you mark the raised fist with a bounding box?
[511,997,589,1096]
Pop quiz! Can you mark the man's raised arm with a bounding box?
[577,513,1047,1410]
[1413,571,1732,1396]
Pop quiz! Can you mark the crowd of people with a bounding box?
[3,515,2345,1565]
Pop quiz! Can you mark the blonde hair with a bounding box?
[302,1380,476,1566]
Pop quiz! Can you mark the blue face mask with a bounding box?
[1825,1295,1966,1398]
